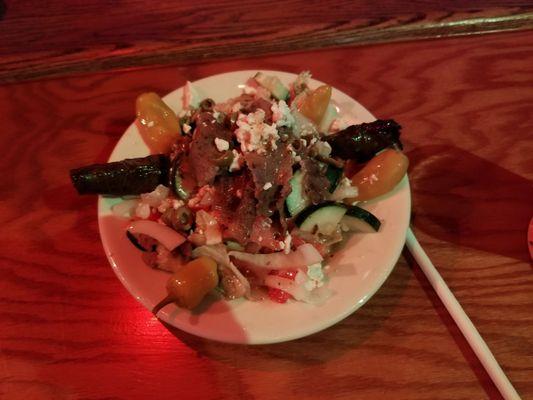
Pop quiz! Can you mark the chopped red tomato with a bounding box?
[268,288,292,303]
[267,269,297,303]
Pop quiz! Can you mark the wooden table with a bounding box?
[1,2,532,399]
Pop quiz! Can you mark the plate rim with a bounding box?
[97,69,411,344]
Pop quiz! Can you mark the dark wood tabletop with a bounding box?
[1,2,532,399]
[1,0,533,83]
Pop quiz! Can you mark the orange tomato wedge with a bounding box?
[298,85,332,125]
[347,149,409,202]
[135,92,181,154]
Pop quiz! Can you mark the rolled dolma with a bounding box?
[326,119,403,162]
[70,155,169,196]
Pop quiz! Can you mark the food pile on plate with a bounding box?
[70,71,408,312]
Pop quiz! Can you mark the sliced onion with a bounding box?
[127,220,186,250]
[229,244,323,270]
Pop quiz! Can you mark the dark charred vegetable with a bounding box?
[70,155,169,196]
[326,119,402,162]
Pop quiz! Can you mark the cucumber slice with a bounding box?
[341,206,381,233]
[286,170,309,216]
[254,72,289,101]
[296,202,347,235]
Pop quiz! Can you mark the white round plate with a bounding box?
[98,70,411,344]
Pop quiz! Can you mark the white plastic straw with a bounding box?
[405,228,521,400]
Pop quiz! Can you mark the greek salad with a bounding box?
[70,71,408,313]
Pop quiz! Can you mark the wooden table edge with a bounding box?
[1,10,532,84]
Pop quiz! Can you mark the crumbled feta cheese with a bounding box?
[135,203,151,219]
[308,263,324,281]
[283,233,292,254]
[229,149,242,172]
[263,182,272,190]
[214,137,230,152]
[271,100,295,129]
[172,199,184,209]
[294,155,302,162]
[182,123,192,134]
[304,263,325,291]
[235,109,279,153]
[313,141,332,157]
[309,137,318,145]
[213,111,220,119]
[140,185,170,207]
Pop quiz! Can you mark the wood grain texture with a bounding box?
[1,30,533,400]
[1,1,533,83]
